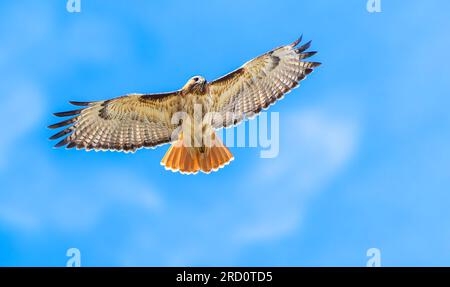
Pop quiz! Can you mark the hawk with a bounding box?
[49,36,321,174]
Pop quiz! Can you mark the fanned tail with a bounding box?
[161,132,233,174]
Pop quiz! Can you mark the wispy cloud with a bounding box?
[0,81,45,169]
[233,108,359,243]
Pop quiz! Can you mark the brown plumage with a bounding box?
[49,36,321,174]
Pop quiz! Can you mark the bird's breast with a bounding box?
[179,94,214,148]
[182,94,213,117]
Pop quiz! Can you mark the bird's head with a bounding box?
[182,75,207,95]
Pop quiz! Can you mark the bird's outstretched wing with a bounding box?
[208,36,321,128]
[48,92,182,152]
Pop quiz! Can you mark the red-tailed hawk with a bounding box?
[49,36,321,174]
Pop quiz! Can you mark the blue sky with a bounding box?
[0,0,449,266]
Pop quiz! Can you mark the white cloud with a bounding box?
[96,170,164,212]
[0,166,164,234]
[0,81,45,168]
[0,205,41,232]
[234,108,359,243]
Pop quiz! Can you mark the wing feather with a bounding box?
[209,36,321,128]
[48,92,182,152]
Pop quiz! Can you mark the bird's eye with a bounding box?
[193,77,199,82]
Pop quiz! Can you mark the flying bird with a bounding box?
[49,36,321,174]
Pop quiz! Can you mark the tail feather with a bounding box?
[161,132,233,174]
[165,146,176,168]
